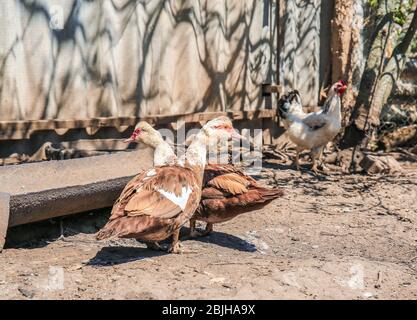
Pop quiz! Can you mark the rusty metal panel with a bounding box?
[0,109,278,140]
[0,0,277,121]
[0,109,279,162]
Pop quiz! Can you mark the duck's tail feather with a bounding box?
[96,215,170,241]
[256,187,284,201]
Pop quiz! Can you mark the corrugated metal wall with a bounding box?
[0,0,328,121]
[0,0,278,121]
[279,0,323,107]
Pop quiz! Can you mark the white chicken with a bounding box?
[278,80,347,173]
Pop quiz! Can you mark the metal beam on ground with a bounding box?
[0,148,153,228]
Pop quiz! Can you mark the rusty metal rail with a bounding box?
[0,110,278,140]
[0,109,281,165]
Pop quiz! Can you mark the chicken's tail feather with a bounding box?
[277,95,290,119]
[278,90,301,119]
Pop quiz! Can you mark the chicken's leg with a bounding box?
[317,146,329,172]
[311,146,325,174]
[294,147,302,171]
[167,229,181,254]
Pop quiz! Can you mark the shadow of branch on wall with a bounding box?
[0,0,275,122]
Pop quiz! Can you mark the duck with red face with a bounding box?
[117,120,284,239]
[96,117,240,253]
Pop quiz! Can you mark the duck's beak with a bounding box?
[124,136,135,143]
[124,133,138,143]
[124,128,141,143]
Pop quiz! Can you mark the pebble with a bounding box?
[18,287,35,299]
[68,264,83,271]
[210,277,226,284]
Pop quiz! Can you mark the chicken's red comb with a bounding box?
[338,80,347,86]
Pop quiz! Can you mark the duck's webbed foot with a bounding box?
[167,229,181,254]
[189,219,202,238]
[167,242,181,254]
[145,241,162,251]
[202,223,213,236]
[189,230,203,238]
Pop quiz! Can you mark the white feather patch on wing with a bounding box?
[157,186,192,211]
[146,169,157,177]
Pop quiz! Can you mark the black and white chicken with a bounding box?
[278,80,347,173]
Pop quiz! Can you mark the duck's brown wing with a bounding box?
[109,173,148,221]
[202,187,283,214]
[196,164,283,221]
[207,173,249,195]
[205,164,257,184]
[203,164,256,197]
[97,166,200,240]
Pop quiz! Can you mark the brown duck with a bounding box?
[96,117,238,252]
[124,121,284,238]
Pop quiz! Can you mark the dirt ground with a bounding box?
[1,158,417,300]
